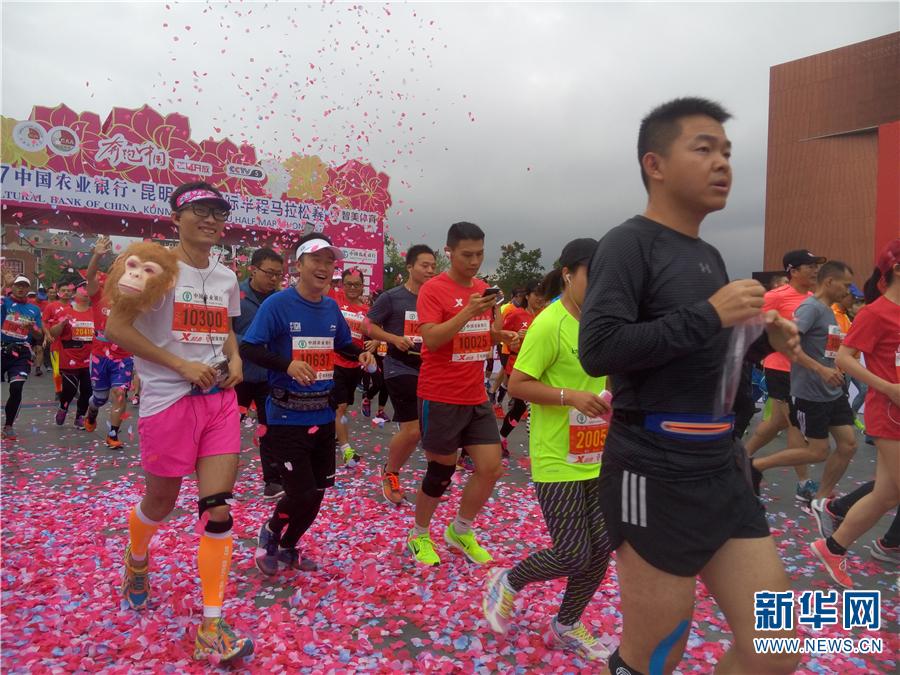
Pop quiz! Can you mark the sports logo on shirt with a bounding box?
[454,298,463,308]
[290,322,302,332]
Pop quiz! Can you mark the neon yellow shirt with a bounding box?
[514,300,606,482]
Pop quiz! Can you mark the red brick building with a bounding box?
[764,33,900,283]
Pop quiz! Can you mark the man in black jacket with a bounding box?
[234,247,285,498]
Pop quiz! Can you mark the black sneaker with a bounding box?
[263,482,285,499]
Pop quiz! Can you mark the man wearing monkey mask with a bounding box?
[105,181,253,664]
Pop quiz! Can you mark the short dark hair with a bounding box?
[342,268,363,282]
[250,247,283,268]
[817,260,853,284]
[406,244,435,266]
[446,222,485,248]
[637,97,732,189]
[169,181,224,211]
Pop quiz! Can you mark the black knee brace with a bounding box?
[199,491,234,533]
[608,648,645,675]
[421,461,455,498]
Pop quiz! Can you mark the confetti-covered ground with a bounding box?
[2,376,897,673]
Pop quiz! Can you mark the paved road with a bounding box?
[1,375,896,673]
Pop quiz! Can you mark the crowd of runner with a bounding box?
[1,96,897,672]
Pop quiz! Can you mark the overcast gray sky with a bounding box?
[2,2,896,277]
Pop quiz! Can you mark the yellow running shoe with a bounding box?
[407,531,441,566]
[121,544,150,610]
[193,617,254,663]
[444,522,493,564]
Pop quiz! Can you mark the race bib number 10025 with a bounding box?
[451,319,491,362]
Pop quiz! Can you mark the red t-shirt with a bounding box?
[334,297,369,369]
[417,273,493,405]
[57,306,95,369]
[89,290,131,360]
[762,284,811,372]
[843,296,900,440]
[42,301,66,352]
[503,307,535,375]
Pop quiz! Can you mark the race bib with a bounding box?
[342,309,365,340]
[377,341,388,356]
[403,310,423,345]
[71,320,95,342]
[1,314,31,340]
[567,409,608,465]
[291,336,335,381]
[824,325,844,359]
[451,319,491,362]
[171,286,229,344]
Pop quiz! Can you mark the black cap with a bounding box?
[559,238,598,268]
[783,249,826,271]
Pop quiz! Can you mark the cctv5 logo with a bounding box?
[225,164,266,181]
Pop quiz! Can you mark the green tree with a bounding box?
[434,248,450,274]
[383,236,406,290]
[492,241,545,297]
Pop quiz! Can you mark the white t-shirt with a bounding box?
[134,258,240,417]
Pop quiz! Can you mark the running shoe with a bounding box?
[810,498,841,539]
[35,366,43,376]
[131,394,140,406]
[277,547,318,571]
[376,408,386,420]
[483,567,516,634]
[795,480,819,503]
[83,407,99,432]
[810,539,852,588]
[444,523,493,564]
[263,482,285,499]
[382,468,405,506]
[54,407,67,425]
[121,544,150,610]
[2,426,16,442]
[544,619,611,661]
[105,435,125,450]
[870,539,900,565]
[255,523,280,576]
[193,618,254,663]
[362,397,371,417]
[407,531,440,566]
[457,453,475,472]
[74,415,85,430]
[343,446,361,467]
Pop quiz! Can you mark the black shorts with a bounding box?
[764,368,790,402]
[789,396,854,439]
[385,374,418,423]
[498,352,510,371]
[331,364,363,407]
[598,460,770,577]
[263,422,337,491]
[418,399,501,455]
[1,343,32,383]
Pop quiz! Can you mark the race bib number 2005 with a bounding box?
[171,286,229,345]
[567,409,608,465]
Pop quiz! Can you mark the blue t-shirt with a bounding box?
[1,297,43,345]
[242,287,353,426]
